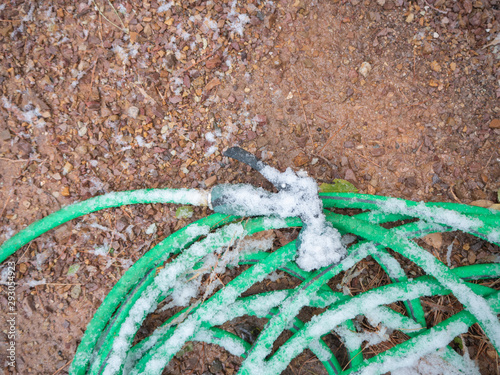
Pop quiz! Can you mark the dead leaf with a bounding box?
[430,60,441,72]
[293,152,309,167]
[422,232,443,249]
[429,79,439,87]
[367,184,376,194]
[205,56,221,70]
[169,95,182,104]
[136,85,157,105]
[470,200,494,208]
[204,77,221,92]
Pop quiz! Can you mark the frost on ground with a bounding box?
[2,97,43,125]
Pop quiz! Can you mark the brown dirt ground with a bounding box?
[0,0,499,373]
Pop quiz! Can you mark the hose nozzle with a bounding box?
[210,147,346,271]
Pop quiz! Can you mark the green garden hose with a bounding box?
[1,170,499,374]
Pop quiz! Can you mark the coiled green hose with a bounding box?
[1,189,499,375]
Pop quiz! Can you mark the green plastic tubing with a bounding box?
[1,189,499,375]
[0,188,209,263]
[237,211,500,374]
[94,216,442,371]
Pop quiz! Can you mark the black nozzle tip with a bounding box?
[223,147,264,172]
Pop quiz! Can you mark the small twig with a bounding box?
[475,340,486,360]
[15,243,32,265]
[423,0,448,14]
[0,191,13,218]
[398,88,410,103]
[311,153,338,173]
[97,11,104,46]
[483,34,500,49]
[91,0,125,32]
[89,59,98,97]
[201,342,206,373]
[179,47,220,74]
[135,83,158,105]
[291,70,313,146]
[314,113,333,122]
[34,284,45,311]
[318,122,348,155]
[485,278,500,289]
[0,157,43,162]
[155,85,166,105]
[287,364,298,375]
[107,0,126,29]
[214,272,225,288]
[0,19,21,22]
[342,348,364,370]
[415,141,424,154]
[52,359,71,375]
[449,184,462,204]
[298,355,319,374]
[482,153,495,171]
[421,299,453,313]
[496,349,499,375]
[413,46,417,80]
[349,149,383,169]
[179,133,195,145]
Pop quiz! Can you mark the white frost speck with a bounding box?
[135,135,153,148]
[205,132,216,143]
[205,145,217,156]
[2,97,42,124]
[229,13,250,36]
[157,0,173,13]
[145,223,157,235]
[90,244,110,257]
[117,4,127,14]
[227,0,250,36]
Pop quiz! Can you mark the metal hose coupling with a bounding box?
[209,147,347,271]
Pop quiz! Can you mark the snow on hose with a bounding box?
[0,148,499,375]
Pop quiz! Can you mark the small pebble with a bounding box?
[205,175,217,187]
[0,130,11,140]
[489,118,500,129]
[128,106,139,119]
[359,62,372,77]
